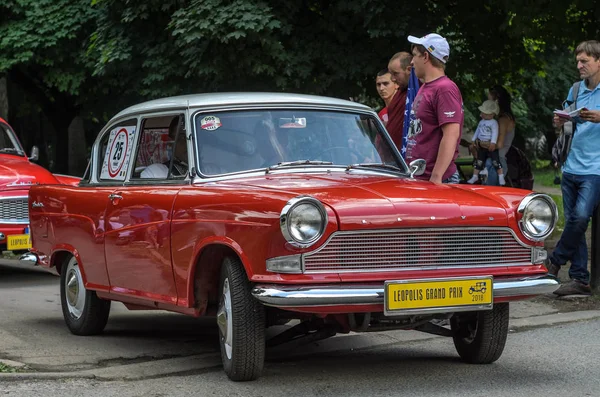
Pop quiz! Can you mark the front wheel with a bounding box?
[60,256,111,335]
[217,257,266,381]
[451,303,509,364]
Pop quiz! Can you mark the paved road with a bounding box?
[2,262,600,397]
[0,263,219,371]
[1,319,599,396]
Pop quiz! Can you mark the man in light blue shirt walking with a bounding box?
[547,40,600,296]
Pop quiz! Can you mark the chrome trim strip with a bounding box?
[303,262,537,274]
[0,195,29,200]
[251,275,559,310]
[191,167,407,184]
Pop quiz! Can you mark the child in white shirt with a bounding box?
[467,100,506,185]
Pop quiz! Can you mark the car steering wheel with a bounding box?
[314,146,363,162]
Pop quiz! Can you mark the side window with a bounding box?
[98,118,137,182]
[131,114,188,180]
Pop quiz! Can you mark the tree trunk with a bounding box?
[68,116,87,177]
[8,68,79,173]
[46,111,74,174]
[0,77,8,121]
[544,127,558,160]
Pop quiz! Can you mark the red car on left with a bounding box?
[0,118,79,265]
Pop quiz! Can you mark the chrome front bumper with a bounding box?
[251,276,559,308]
[18,252,39,266]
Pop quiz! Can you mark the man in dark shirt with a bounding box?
[386,52,413,149]
[376,70,398,126]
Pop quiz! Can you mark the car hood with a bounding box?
[219,172,519,230]
[0,155,57,190]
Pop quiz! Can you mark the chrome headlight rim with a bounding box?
[517,193,558,241]
[280,196,327,248]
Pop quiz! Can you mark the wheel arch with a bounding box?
[187,239,252,315]
[50,246,83,278]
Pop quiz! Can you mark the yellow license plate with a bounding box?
[384,277,493,315]
[7,234,32,250]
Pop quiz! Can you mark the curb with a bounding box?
[509,309,600,331]
[0,353,222,382]
[2,310,600,381]
[0,359,28,368]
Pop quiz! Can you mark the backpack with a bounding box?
[551,81,582,167]
[506,145,534,190]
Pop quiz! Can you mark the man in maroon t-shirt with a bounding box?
[386,52,412,149]
[405,33,463,184]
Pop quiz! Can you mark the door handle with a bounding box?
[108,193,123,200]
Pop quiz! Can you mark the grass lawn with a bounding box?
[531,159,562,189]
[547,193,565,235]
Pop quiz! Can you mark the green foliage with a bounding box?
[0,0,98,96]
[548,193,565,235]
[87,0,442,101]
[534,168,559,189]
[0,0,597,173]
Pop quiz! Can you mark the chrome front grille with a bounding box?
[0,197,29,224]
[303,228,533,273]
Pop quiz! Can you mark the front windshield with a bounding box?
[0,123,24,155]
[193,109,406,176]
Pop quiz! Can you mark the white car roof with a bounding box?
[111,92,372,122]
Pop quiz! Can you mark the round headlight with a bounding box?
[280,197,327,247]
[517,194,558,241]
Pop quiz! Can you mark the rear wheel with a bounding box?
[451,303,509,364]
[217,257,265,381]
[60,256,111,335]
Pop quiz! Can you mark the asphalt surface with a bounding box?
[0,262,219,371]
[0,319,598,397]
[2,261,600,397]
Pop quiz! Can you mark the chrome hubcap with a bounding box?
[217,278,233,360]
[64,257,85,319]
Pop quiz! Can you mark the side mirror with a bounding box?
[29,146,39,162]
[409,159,426,178]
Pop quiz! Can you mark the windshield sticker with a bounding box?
[279,117,306,128]
[100,126,136,180]
[200,116,222,131]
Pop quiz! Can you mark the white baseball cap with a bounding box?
[408,33,450,63]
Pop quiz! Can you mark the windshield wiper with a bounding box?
[345,163,404,172]
[267,160,333,170]
[0,148,24,155]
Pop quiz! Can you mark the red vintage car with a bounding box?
[27,93,559,381]
[0,118,79,264]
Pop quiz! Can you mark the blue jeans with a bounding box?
[483,157,508,186]
[550,172,600,284]
[443,170,460,184]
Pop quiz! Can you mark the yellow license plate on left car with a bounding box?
[7,234,32,250]
[384,276,493,316]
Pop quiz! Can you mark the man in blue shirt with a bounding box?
[546,40,600,296]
